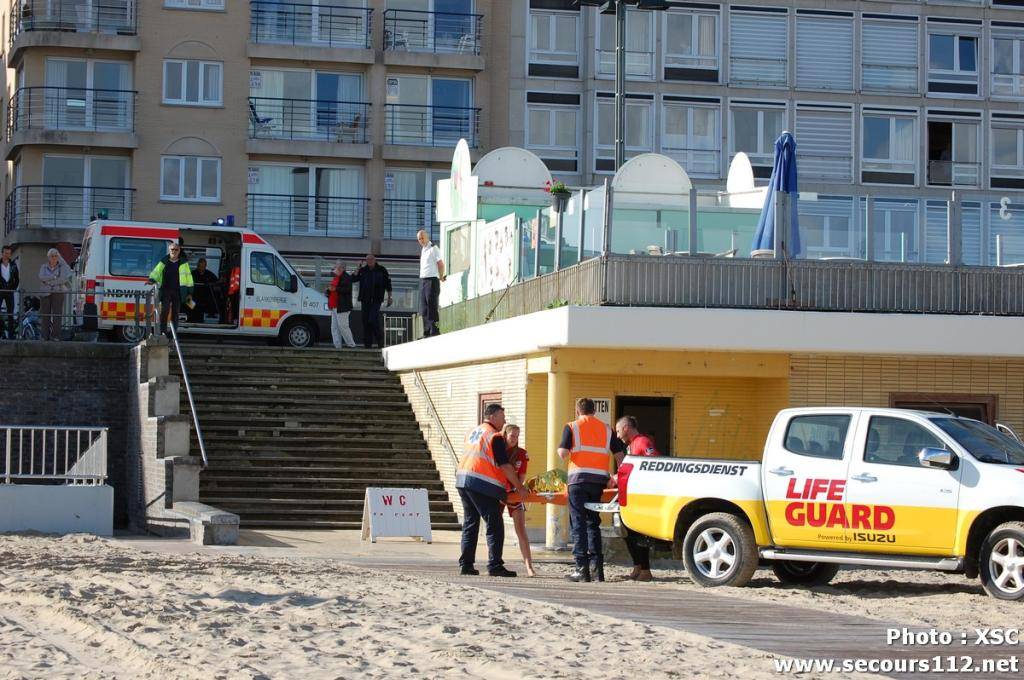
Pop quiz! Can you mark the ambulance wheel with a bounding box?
[979,522,1024,601]
[114,325,147,344]
[682,512,758,588]
[281,318,316,348]
[771,561,840,587]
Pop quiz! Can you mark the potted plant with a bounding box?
[545,179,571,212]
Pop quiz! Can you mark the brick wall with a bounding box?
[0,341,131,526]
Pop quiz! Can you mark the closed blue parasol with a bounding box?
[751,131,801,257]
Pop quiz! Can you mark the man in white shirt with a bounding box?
[417,229,445,337]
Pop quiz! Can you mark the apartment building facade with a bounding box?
[513,0,1024,265]
[1,0,510,311]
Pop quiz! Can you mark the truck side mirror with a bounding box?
[918,447,955,470]
[289,274,298,293]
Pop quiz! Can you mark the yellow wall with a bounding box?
[790,354,1024,432]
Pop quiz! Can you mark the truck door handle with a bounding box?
[852,473,878,483]
[768,466,793,477]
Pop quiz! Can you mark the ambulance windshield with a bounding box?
[931,417,1024,466]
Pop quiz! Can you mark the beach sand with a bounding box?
[0,534,871,680]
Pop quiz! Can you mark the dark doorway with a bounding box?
[615,396,673,456]
[890,393,997,425]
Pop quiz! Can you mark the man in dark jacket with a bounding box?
[327,261,356,348]
[0,245,18,339]
[354,254,391,349]
[187,258,220,323]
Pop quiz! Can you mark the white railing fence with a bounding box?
[2,426,107,485]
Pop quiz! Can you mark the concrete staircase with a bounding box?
[169,343,460,530]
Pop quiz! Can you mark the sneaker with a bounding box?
[488,566,517,577]
[459,567,479,576]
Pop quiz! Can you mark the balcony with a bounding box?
[384,199,437,241]
[384,104,479,154]
[6,87,137,158]
[247,97,371,158]
[8,1,139,65]
[249,1,373,61]
[927,160,981,188]
[382,9,483,70]
[4,184,134,236]
[247,193,368,239]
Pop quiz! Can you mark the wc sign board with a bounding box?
[361,487,432,543]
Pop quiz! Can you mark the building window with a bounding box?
[926,115,980,188]
[795,12,853,91]
[795,103,853,183]
[595,94,653,172]
[165,0,224,8]
[661,98,720,178]
[163,60,223,106]
[526,97,579,174]
[799,195,854,259]
[991,115,1024,190]
[729,9,788,88]
[928,28,979,96]
[385,74,476,147]
[247,164,365,238]
[865,198,920,262]
[529,11,578,65]
[729,101,786,178]
[597,9,654,79]
[663,8,718,82]
[478,392,503,424]
[890,393,997,425]
[862,17,919,94]
[992,35,1024,99]
[161,155,221,202]
[862,111,917,186]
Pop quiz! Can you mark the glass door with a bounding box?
[44,59,88,129]
[315,72,363,140]
[89,157,129,221]
[315,167,362,237]
[391,75,429,144]
[431,78,471,145]
[92,62,131,130]
[42,156,86,227]
[434,0,473,53]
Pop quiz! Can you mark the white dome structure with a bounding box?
[473,147,552,189]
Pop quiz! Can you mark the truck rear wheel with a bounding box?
[771,561,840,587]
[682,512,758,588]
[114,324,147,344]
[979,522,1024,601]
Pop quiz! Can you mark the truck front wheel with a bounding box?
[281,318,316,348]
[771,561,840,587]
[979,522,1024,601]
[682,512,758,588]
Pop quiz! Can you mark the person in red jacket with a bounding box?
[502,424,536,577]
[612,415,661,581]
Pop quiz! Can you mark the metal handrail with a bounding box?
[249,1,373,49]
[248,96,371,143]
[382,8,483,55]
[7,87,137,141]
[383,198,438,241]
[413,370,459,467]
[384,103,481,147]
[246,193,368,238]
[5,184,135,235]
[167,322,208,468]
[2,425,108,485]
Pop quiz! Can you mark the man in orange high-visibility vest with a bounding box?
[558,398,625,583]
[456,403,531,577]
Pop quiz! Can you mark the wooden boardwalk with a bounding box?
[348,557,1020,680]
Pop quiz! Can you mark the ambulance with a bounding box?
[600,407,1024,600]
[73,220,330,347]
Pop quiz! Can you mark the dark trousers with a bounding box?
[568,482,605,566]
[420,277,440,337]
[159,288,180,334]
[361,300,382,348]
[458,487,505,572]
[0,291,13,338]
[625,528,651,570]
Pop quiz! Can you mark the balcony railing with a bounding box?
[248,97,369,143]
[928,160,981,188]
[382,9,482,55]
[384,199,437,241]
[7,87,136,141]
[385,104,479,147]
[597,49,655,79]
[249,1,372,49]
[5,184,134,235]
[440,255,1024,334]
[10,0,136,47]
[247,193,367,238]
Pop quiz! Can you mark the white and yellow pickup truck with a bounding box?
[604,407,1024,600]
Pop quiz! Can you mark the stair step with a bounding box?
[206,457,439,467]
[202,471,445,482]
[236,519,462,530]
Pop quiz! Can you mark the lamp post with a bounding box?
[576,1,669,170]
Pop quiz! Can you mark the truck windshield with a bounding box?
[931,417,1024,465]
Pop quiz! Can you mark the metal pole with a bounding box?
[773,192,785,259]
[576,189,587,264]
[688,186,698,256]
[947,191,962,266]
[996,234,1004,267]
[614,0,626,170]
[865,195,875,261]
[554,205,564,272]
[601,177,613,257]
[168,323,209,468]
[533,209,542,279]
